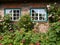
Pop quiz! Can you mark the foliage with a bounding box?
[0,3,60,45]
[17,15,35,32]
[0,22,60,45]
[49,22,60,45]
[48,3,60,23]
[0,15,17,33]
[0,15,2,20]
[48,3,60,45]
[0,28,58,45]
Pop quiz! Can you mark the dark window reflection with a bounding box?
[32,14,34,16]
[39,14,42,16]
[43,17,45,20]
[17,10,19,13]
[35,17,38,20]
[32,10,35,13]
[16,17,19,19]
[13,10,16,13]
[14,17,16,20]
[39,17,43,20]
[32,17,34,20]
[17,14,19,16]
[13,14,16,16]
[36,13,38,16]
[10,17,12,20]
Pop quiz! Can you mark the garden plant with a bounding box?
[0,3,60,45]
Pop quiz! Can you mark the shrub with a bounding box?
[17,15,35,32]
[0,15,16,33]
[48,4,60,23]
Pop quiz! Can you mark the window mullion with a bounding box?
[38,10,39,21]
[19,10,20,20]
[34,12,35,21]
[12,9,13,21]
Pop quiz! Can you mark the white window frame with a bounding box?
[30,8,48,22]
[5,9,21,21]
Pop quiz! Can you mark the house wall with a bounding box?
[0,3,50,33]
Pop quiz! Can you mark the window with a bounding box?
[30,8,47,22]
[5,9,21,21]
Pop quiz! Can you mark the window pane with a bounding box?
[43,17,45,20]
[13,14,16,16]
[17,14,19,16]
[39,17,43,20]
[42,14,45,16]
[10,17,12,20]
[13,10,20,14]
[36,13,38,16]
[6,9,12,15]
[35,17,38,20]
[16,16,19,19]
[17,10,19,13]
[13,10,16,13]
[13,17,16,20]
[31,17,34,20]
[32,14,34,16]
[32,10,35,13]
[32,9,38,13]
[39,14,42,17]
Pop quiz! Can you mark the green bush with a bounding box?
[17,15,35,32]
[0,15,17,33]
[49,22,60,45]
[48,3,60,45]
[0,27,60,45]
[48,4,60,23]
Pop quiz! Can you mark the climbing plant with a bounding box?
[48,3,60,23]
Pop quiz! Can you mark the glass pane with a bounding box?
[32,10,35,13]
[35,17,38,20]
[32,14,34,16]
[16,16,19,19]
[39,14,42,17]
[43,17,45,20]
[13,14,16,16]
[31,9,39,17]
[6,9,12,15]
[36,13,38,16]
[17,14,19,16]
[13,17,16,20]
[39,17,43,20]
[31,17,34,20]
[32,9,38,14]
[13,10,16,13]
[10,17,12,20]
[17,10,19,13]
[39,9,46,14]
[42,14,45,17]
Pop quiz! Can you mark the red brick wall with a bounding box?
[0,3,47,15]
[1,3,47,8]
